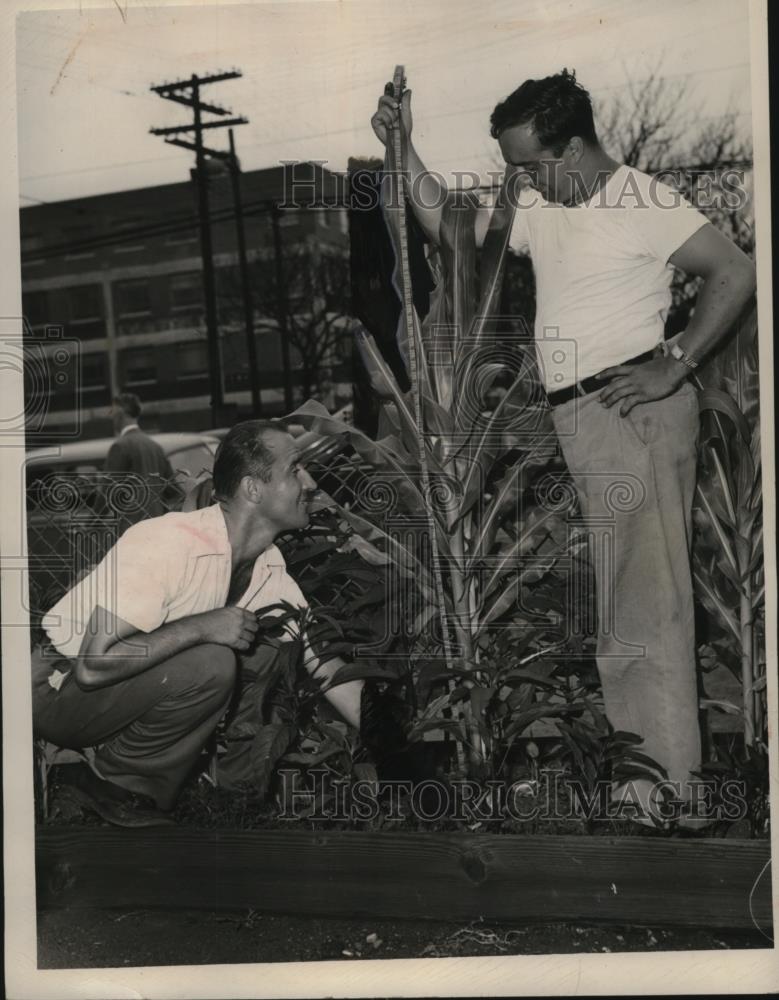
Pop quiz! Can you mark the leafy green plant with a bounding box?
[694,739,769,838]
[692,304,764,748]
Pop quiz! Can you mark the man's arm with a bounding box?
[667,223,757,362]
[301,644,362,730]
[598,223,757,414]
[74,604,259,690]
[372,88,493,248]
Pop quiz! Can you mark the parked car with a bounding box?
[204,404,353,453]
[26,431,220,492]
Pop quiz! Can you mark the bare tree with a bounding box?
[595,61,692,171]
[279,246,353,405]
[217,244,352,407]
[595,58,753,254]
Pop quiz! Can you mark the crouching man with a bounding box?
[32,420,363,827]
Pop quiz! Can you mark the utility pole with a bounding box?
[271,205,294,412]
[150,71,247,427]
[228,129,262,416]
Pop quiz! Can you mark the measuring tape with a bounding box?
[388,66,455,674]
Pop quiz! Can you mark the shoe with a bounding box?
[611,778,672,831]
[55,762,175,828]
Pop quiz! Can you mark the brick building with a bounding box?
[20,162,351,439]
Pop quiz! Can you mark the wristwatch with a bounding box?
[667,342,699,371]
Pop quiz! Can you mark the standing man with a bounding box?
[33,420,363,826]
[106,391,178,521]
[371,69,756,825]
[107,391,175,479]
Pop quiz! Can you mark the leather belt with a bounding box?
[546,348,656,408]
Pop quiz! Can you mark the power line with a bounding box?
[20,155,185,184]
[20,196,345,263]
[19,162,348,259]
[19,56,751,188]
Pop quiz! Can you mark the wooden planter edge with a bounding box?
[36,828,773,932]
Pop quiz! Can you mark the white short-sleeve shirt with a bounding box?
[43,504,308,658]
[508,165,709,391]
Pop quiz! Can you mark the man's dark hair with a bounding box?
[113,391,142,420]
[212,419,288,499]
[489,68,598,155]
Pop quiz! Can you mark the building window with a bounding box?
[165,233,198,247]
[111,215,147,253]
[81,355,108,390]
[57,284,106,341]
[176,341,209,380]
[68,284,103,322]
[62,225,96,260]
[114,278,151,318]
[111,215,144,235]
[120,347,156,387]
[169,272,203,311]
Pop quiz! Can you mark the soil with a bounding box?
[36,759,772,969]
[37,907,768,969]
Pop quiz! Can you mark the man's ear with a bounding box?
[240,474,263,504]
[566,136,585,163]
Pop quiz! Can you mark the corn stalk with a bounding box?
[692,304,764,747]
[292,79,569,778]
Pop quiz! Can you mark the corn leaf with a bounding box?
[693,567,741,640]
[354,327,420,454]
[452,167,519,426]
[694,482,738,573]
[339,508,434,597]
[290,398,426,511]
[698,388,751,443]
[476,505,564,590]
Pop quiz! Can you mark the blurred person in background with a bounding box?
[106,391,179,521]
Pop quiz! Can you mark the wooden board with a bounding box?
[36,829,772,931]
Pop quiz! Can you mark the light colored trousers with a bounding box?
[550,380,702,796]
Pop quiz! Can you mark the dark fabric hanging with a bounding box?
[347,163,436,436]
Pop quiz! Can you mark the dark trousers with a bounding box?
[32,642,236,810]
[32,639,289,809]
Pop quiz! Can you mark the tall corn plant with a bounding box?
[692,304,764,747]
[293,161,578,777]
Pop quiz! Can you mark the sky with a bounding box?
[15,0,755,205]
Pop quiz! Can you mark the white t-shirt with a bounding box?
[508,165,708,392]
[43,504,308,659]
